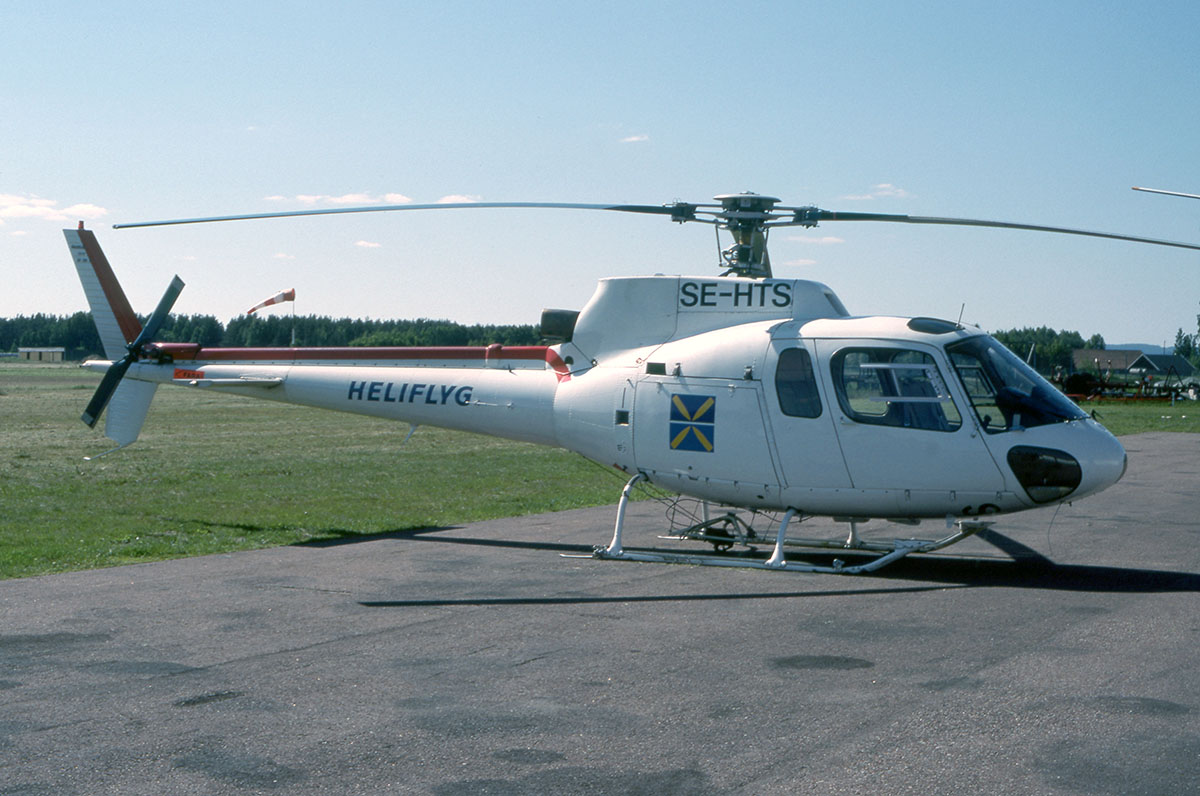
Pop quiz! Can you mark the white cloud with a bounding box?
[787,235,845,245]
[0,194,55,218]
[10,229,28,236]
[875,183,911,197]
[781,258,818,267]
[841,183,912,201]
[436,194,482,204]
[355,240,382,248]
[327,193,378,205]
[0,194,108,222]
[621,134,649,143]
[272,252,295,259]
[62,203,108,218]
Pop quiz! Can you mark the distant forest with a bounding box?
[0,312,540,360]
[991,327,1106,373]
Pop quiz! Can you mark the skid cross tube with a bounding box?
[569,481,996,573]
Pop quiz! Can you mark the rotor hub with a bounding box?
[713,193,779,278]
[713,192,781,214]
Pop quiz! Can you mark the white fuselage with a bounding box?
[94,275,1127,520]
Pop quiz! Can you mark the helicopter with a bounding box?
[66,192,1200,574]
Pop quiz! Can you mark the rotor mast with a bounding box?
[713,192,782,279]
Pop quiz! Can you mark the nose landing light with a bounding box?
[1007,446,1082,504]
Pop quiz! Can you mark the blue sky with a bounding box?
[3,1,1198,346]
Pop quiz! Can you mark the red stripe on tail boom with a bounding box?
[151,343,573,381]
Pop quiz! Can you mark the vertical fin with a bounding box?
[64,227,142,359]
[84,378,159,459]
[103,379,159,447]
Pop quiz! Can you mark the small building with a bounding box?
[1071,348,1196,382]
[1132,353,1196,380]
[17,347,66,362]
[1072,349,1143,376]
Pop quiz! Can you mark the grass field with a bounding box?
[2,362,1197,579]
[0,363,626,579]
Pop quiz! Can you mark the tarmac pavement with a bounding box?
[2,432,1198,795]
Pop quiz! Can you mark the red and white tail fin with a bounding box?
[65,225,142,359]
[65,225,161,454]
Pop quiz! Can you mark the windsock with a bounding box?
[247,288,295,315]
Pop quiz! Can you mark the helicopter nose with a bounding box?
[1074,425,1127,499]
[1005,424,1126,505]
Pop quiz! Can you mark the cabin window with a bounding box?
[775,347,822,418]
[831,348,962,432]
[946,336,1087,433]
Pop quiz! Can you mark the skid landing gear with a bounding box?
[562,473,994,574]
[662,511,759,552]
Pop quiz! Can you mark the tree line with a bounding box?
[990,327,1106,374]
[1172,310,1200,369]
[12,311,1199,375]
[0,312,539,360]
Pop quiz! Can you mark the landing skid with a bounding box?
[562,473,993,574]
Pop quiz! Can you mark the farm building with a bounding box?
[1133,353,1195,379]
[1071,349,1195,381]
[16,347,66,362]
[1071,348,1143,376]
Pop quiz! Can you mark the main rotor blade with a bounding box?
[114,202,699,229]
[1132,186,1200,201]
[114,196,1200,251]
[804,210,1200,251]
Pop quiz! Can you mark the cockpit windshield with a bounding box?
[946,336,1087,433]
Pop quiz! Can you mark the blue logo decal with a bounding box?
[669,394,715,452]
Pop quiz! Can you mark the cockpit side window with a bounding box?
[947,336,1087,433]
[775,347,822,418]
[831,347,962,432]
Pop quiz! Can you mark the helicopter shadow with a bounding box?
[304,528,961,606]
[865,527,1200,593]
[296,525,1200,601]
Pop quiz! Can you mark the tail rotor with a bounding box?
[81,275,184,427]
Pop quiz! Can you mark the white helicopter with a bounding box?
[66,193,1200,573]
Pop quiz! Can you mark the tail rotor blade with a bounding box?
[131,275,185,349]
[81,357,133,427]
